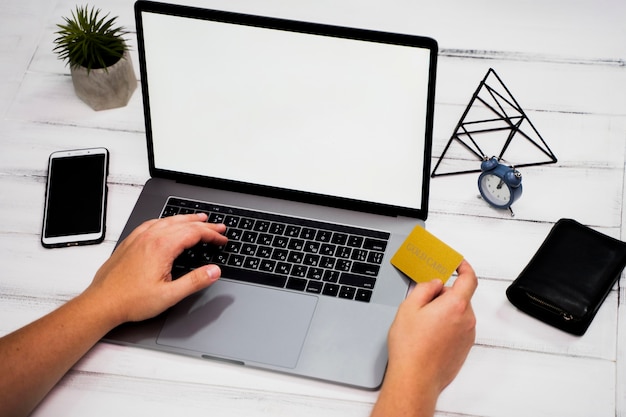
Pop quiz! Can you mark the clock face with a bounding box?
[479,173,511,206]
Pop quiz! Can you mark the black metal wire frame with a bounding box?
[431,68,558,177]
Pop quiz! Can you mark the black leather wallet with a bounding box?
[506,218,626,335]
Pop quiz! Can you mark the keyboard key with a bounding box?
[323,270,340,283]
[320,243,336,256]
[320,256,335,269]
[355,288,373,302]
[224,241,241,254]
[300,227,316,239]
[239,218,254,230]
[271,249,288,261]
[339,286,356,300]
[253,220,271,232]
[351,262,380,276]
[225,228,243,240]
[288,238,304,251]
[322,283,340,297]
[272,235,289,248]
[161,205,179,217]
[256,246,272,258]
[259,259,276,272]
[315,230,332,242]
[243,257,260,269]
[367,251,384,264]
[339,273,376,289]
[347,235,364,247]
[331,232,348,245]
[285,225,301,237]
[276,262,292,275]
[258,233,273,246]
[306,280,323,294]
[291,265,308,278]
[241,231,258,243]
[269,222,285,234]
[335,259,352,272]
[220,265,287,288]
[227,254,245,267]
[303,241,320,253]
[208,212,225,223]
[224,215,240,227]
[303,254,320,267]
[287,251,304,264]
[306,267,323,280]
[363,238,388,252]
[351,249,367,262]
[241,243,257,256]
[286,277,307,291]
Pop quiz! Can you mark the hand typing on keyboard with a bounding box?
[0,213,228,417]
[164,197,389,303]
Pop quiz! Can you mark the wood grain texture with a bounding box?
[1,0,624,416]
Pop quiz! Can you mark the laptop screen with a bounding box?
[137,2,437,218]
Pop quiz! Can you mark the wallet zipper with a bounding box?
[525,292,574,321]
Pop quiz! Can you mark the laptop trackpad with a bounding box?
[156,280,318,369]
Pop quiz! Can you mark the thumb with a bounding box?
[167,264,221,304]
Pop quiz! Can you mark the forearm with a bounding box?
[370,364,439,417]
[0,292,120,417]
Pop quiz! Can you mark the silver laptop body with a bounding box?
[105,0,438,389]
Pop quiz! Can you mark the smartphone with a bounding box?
[41,147,109,248]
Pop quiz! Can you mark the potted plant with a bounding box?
[53,5,137,111]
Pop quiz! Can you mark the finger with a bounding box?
[406,279,444,308]
[452,260,478,300]
[165,264,221,304]
[149,212,209,230]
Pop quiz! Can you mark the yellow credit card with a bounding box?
[391,226,463,284]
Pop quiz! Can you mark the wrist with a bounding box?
[371,361,440,417]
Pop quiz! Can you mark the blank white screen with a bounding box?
[142,12,432,210]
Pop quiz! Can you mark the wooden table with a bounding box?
[1,0,625,415]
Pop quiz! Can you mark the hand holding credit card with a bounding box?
[391,226,463,284]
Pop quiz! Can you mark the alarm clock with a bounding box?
[478,157,522,215]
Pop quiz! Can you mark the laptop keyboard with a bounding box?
[162,197,390,303]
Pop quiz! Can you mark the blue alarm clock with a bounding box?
[478,157,522,215]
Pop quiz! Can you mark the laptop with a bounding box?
[105,0,438,389]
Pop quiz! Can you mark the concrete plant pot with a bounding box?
[70,51,137,111]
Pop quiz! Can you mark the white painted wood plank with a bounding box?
[617,279,626,417]
[0,175,141,238]
[429,164,624,226]
[0,120,149,185]
[159,0,626,61]
[438,345,615,417]
[5,71,144,132]
[435,57,626,117]
[32,368,375,417]
[473,278,618,361]
[2,0,625,416]
[30,343,616,417]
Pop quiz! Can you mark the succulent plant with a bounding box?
[53,5,129,72]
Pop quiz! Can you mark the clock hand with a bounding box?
[496,178,504,189]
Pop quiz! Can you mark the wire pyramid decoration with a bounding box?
[431,68,557,177]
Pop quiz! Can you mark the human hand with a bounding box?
[387,260,477,393]
[83,213,228,325]
[389,260,477,390]
[371,261,477,417]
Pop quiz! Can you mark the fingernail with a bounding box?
[206,264,221,281]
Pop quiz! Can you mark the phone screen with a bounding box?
[42,148,109,247]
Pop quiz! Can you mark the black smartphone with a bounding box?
[41,147,109,248]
